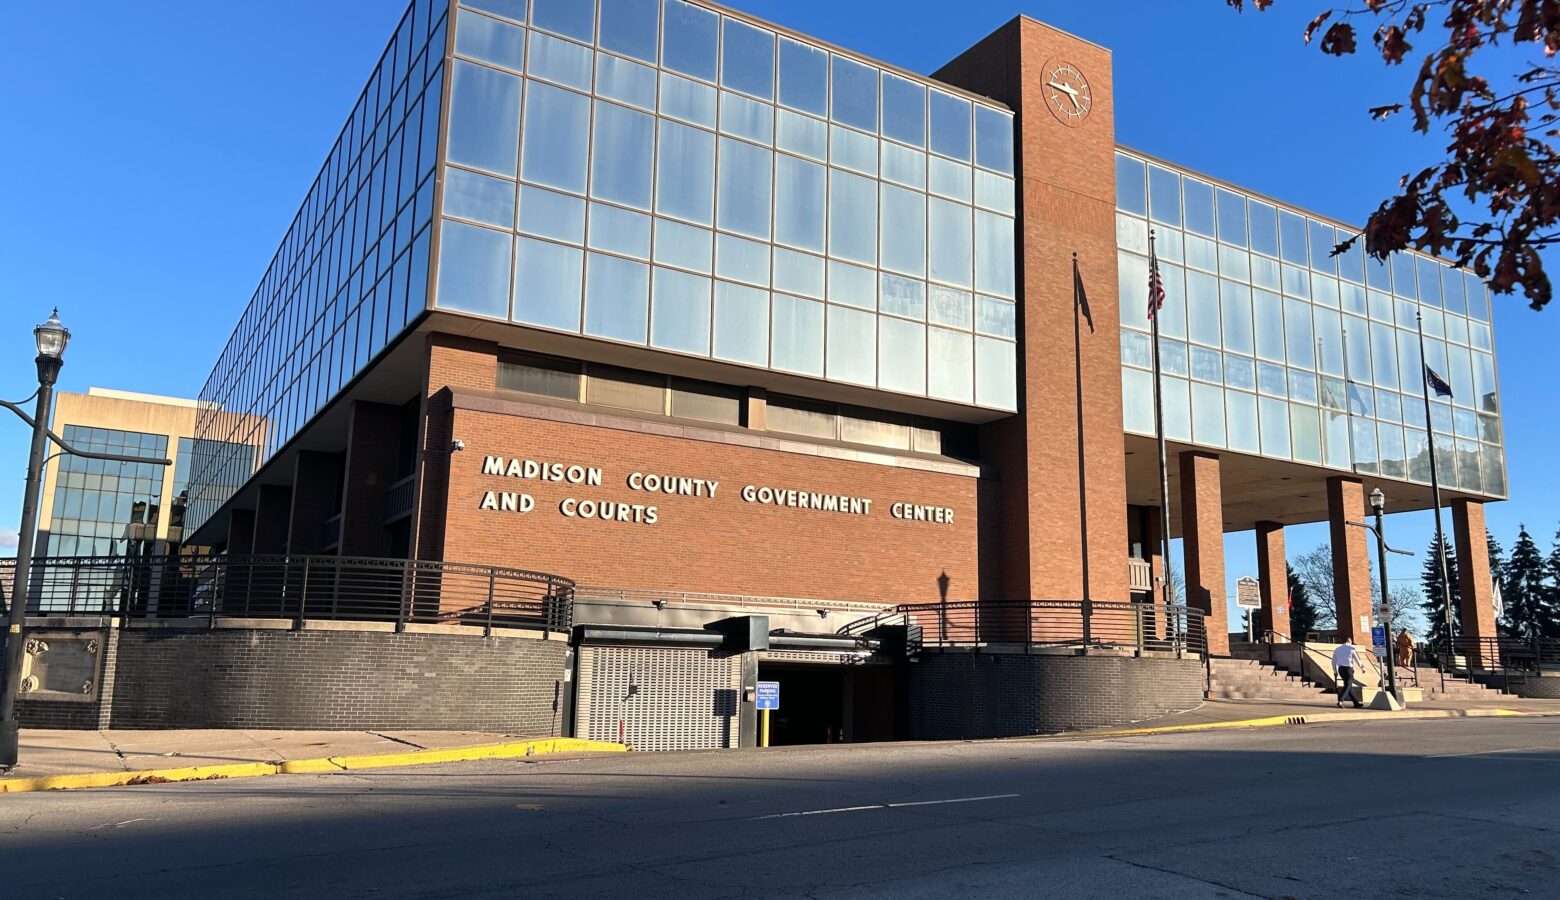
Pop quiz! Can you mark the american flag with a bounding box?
[1424,364,1453,399]
[1147,248,1166,321]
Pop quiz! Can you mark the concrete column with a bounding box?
[745,387,768,430]
[1255,522,1290,642]
[1179,452,1228,657]
[1452,499,1499,669]
[252,484,292,555]
[227,508,256,555]
[287,451,340,555]
[340,401,403,558]
[1326,476,1373,645]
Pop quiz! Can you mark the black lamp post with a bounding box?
[1368,487,1399,700]
[0,309,71,767]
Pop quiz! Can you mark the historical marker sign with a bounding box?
[1235,576,1261,610]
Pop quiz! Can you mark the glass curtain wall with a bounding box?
[187,0,448,533]
[435,0,1018,412]
[1115,150,1505,497]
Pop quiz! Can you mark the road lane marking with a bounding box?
[1426,746,1550,759]
[754,793,1021,819]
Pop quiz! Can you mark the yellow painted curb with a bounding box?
[1076,714,1308,739]
[1070,706,1543,740]
[0,737,624,794]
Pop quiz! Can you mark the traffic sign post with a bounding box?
[756,681,779,748]
[1371,625,1387,658]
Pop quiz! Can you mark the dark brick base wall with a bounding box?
[15,627,118,730]
[21,626,570,733]
[910,651,1204,739]
[1475,672,1560,699]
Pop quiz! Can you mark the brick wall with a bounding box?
[910,650,1204,738]
[433,391,985,607]
[20,626,574,732]
[16,626,119,730]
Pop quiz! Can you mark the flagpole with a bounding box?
[1416,308,1457,662]
[1148,231,1174,622]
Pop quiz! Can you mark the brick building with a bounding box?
[158,0,1505,746]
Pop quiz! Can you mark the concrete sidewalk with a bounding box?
[1056,695,1560,739]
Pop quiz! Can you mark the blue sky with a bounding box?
[2,1,1556,629]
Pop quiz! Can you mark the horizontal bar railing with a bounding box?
[839,600,1207,658]
[0,554,574,635]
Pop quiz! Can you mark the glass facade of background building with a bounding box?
[435,0,1019,410]
[1114,150,1506,497]
[186,0,448,533]
[45,427,170,558]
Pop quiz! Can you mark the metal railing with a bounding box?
[840,599,1207,658]
[1,554,574,635]
[1436,635,1560,686]
[384,474,417,523]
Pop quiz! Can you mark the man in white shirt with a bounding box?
[1332,638,1365,708]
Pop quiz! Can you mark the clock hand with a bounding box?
[1048,80,1082,110]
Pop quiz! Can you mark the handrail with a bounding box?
[840,599,1207,658]
[0,554,575,635]
[1262,628,1394,696]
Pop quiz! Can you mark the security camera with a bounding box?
[450,439,465,452]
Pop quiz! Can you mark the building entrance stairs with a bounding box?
[1206,658,1336,702]
[1411,667,1510,701]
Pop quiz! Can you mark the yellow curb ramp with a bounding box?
[0,737,625,794]
[1068,706,1540,740]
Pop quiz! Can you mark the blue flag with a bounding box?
[1424,364,1453,399]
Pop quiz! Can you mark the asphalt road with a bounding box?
[3,717,1558,899]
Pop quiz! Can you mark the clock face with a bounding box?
[1044,62,1092,125]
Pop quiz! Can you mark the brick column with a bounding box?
[1179,452,1227,657]
[227,508,256,555]
[1326,476,1373,645]
[1452,499,1498,669]
[287,451,340,555]
[1255,521,1290,642]
[252,484,292,555]
[340,401,403,558]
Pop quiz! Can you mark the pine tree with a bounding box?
[1287,563,1320,637]
[1420,532,1461,650]
[1502,525,1554,643]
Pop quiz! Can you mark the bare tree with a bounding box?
[1291,546,1339,629]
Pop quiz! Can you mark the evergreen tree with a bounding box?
[1421,532,1461,649]
[1502,525,1556,642]
[1287,563,1320,637]
[1548,525,1560,637]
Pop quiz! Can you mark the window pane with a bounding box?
[1191,382,1226,447]
[581,252,649,342]
[649,266,710,353]
[880,184,926,276]
[719,92,773,144]
[830,56,878,133]
[443,166,515,228]
[975,211,1015,298]
[670,378,742,424]
[827,305,876,385]
[1216,189,1246,245]
[599,0,659,62]
[880,273,924,319]
[591,101,654,208]
[1123,367,1154,434]
[973,106,1013,174]
[652,217,712,273]
[928,198,972,288]
[663,0,718,81]
[930,284,972,329]
[714,233,768,286]
[435,221,510,316]
[828,260,875,309]
[587,203,651,259]
[830,125,878,175]
[521,81,589,193]
[713,281,769,365]
[655,120,715,223]
[772,293,824,375]
[1279,210,1308,266]
[883,141,926,190]
[1148,166,1180,227]
[1258,397,1290,457]
[1219,280,1251,354]
[882,73,926,148]
[514,236,582,330]
[1253,289,1283,361]
[1284,298,1314,368]
[975,336,1016,409]
[721,19,774,99]
[777,36,827,115]
[828,170,877,264]
[1309,220,1338,274]
[527,30,593,90]
[518,184,584,244]
[773,247,823,298]
[531,0,592,40]
[929,90,971,161]
[586,364,663,413]
[660,71,716,125]
[447,61,521,176]
[928,326,973,403]
[717,138,772,239]
[1183,178,1214,237]
[1291,404,1322,463]
[879,317,926,394]
[456,10,525,70]
[499,353,581,400]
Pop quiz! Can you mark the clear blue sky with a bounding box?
[2,1,1556,630]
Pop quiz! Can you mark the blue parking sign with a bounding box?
[756,681,780,711]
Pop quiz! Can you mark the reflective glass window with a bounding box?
[1192,382,1226,447]
[1220,281,1254,355]
[713,281,769,366]
[1216,189,1246,245]
[772,293,824,375]
[1253,289,1284,361]
[655,120,715,224]
[975,211,1015,298]
[514,236,583,330]
[973,106,1013,174]
[1284,298,1315,368]
[530,0,593,41]
[828,170,877,265]
[1291,404,1322,463]
[774,154,826,252]
[928,327,974,403]
[831,125,878,175]
[588,203,651,259]
[1161,376,1191,441]
[463,0,526,21]
[596,53,656,109]
[715,233,769,286]
[1226,390,1259,452]
[435,220,510,316]
[722,19,774,100]
[1371,321,1399,389]
[880,273,924,319]
[1336,233,1365,283]
[929,90,971,161]
[456,10,525,70]
[830,56,878,133]
[928,156,972,202]
[1465,272,1489,322]
[976,296,1015,338]
[720,92,773,144]
[776,109,827,160]
[928,198,972,288]
[1278,210,1308,266]
[1417,256,1444,307]
[929,285,972,330]
[1343,314,1371,382]
[773,247,823,298]
[1185,270,1220,347]
[527,30,593,90]
[777,36,827,115]
[581,253,649,342]
[1148,166,1181,227]
[447,61,521,176]
[975,337,1016,409]
[879,317,926,394]
[662,0,718,81]
[518,185,585,244]
[1183,178,1214,237]
[1259,397,1290,457]
[882,73,926,148]
[1189,343,1222,381]
[599,0,659,62]
[1122,368,1154,433]
[521,82,589,193]
[827,260,875,310]
[717,138,773,239]
[443,166,515,228]
[880,184,926,276]
[660,71,716,125]
[1391,252,1418,299]
[591,100,654,208]
[649,266,710,352]
[827,305,876,386]
[1441,266,1467,315]
[1309,220,1338,274]
[1248,200,1278,257]
[883,141,926,190]
[652,218,712,273]
[974,170,1014,215]
[1116,154,1147,216]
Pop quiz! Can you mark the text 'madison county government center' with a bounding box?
[16,0,1511,747]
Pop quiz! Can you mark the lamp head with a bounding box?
[34,308,70,360]
[1369,487,1385,514]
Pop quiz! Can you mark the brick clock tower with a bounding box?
[936,19,1130,608]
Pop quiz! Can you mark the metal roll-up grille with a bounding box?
[578,647,740,751]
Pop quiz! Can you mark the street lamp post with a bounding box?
[0,310,70,767]
[1368,488,1399,700]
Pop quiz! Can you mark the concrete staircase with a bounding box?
[1409,667,1511,701]
[1207,658,1337,702]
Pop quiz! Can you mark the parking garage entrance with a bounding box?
[757,657,901,745]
